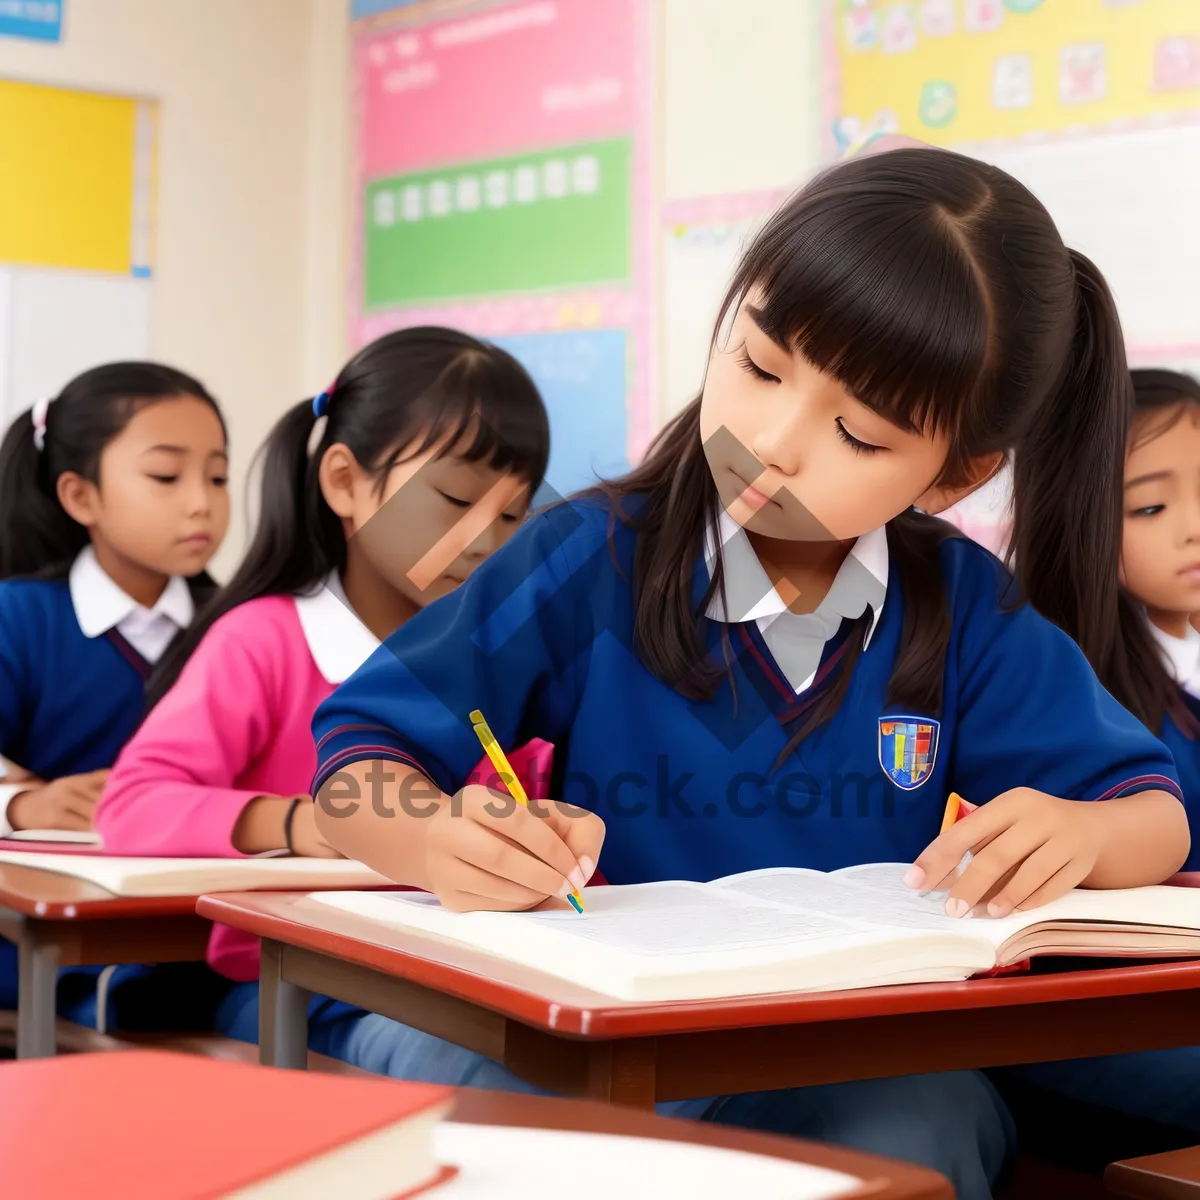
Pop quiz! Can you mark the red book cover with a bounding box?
[0,1052,455,1199]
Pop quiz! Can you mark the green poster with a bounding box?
[364,137,631,308]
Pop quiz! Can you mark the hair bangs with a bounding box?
[729,190,993,443]
[400,352,550,488]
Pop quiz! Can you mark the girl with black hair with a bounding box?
[96,327,550,1052]
[309,150,1190,1196]
[0,361,228,1017]
[1112,367,1200,796]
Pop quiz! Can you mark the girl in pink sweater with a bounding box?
[97,327,550,1053]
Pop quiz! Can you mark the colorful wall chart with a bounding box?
[822,1,1200,555]
[0,79,156,276]
[351,0,654,491]
[826,0,1200,154]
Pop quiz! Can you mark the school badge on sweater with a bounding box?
[878,717,940,790]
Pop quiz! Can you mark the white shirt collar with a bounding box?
[293,572,380,684]
[703,506,890,648]
[68,546,194,641]
[1150,621,1200,699]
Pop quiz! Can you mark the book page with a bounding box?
[711,864,1021,947]
[716,861,1200,944]
[838,862,1200,934]
[435,1122,863,1200]
[342,883,877,958]
[511,883,871,956]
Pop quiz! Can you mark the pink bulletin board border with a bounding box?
[660,189,789,228]
[819,0,840,164]
[355,287,637,344]
[1128,341,1200,366]
[628,0,658,459]
[347,0,658,467]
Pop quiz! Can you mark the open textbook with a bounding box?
[313,863,1200,1003]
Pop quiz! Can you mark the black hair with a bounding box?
[145,326,550,710]
[0,361,226,608]
[590,148,1133,753]
[1113,368,1200,734]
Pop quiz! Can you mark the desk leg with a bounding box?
[259,939,309,1069]
[17,932,59,1059]
[585,1040,657,1110]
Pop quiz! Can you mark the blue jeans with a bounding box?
[341,1014,1015,1200]
[215,982,368,1063]
[0,937,134,1027]
[0,937,230,1032]
[999,1048,1200,1132]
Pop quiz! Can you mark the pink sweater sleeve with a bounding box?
[96,605,287,858]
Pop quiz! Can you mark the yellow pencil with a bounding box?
[469,709,585,914]
[940,791,963,835]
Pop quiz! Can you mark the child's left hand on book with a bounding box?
[905,787,1102,919]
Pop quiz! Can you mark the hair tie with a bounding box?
[30,397,52,453]
[312,379,337,418]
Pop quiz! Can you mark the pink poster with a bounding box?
[358,0,636,177]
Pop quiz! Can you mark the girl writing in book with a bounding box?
[0,362,229,1019]
[310,151,1189,1199]
[96,327,550,1054]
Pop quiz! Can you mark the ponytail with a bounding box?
[0,407,89,578]
[1010,250,1130,685]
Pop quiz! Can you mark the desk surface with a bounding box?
[0,863,199,920]
[450,1088,951,1199]
[198,889,1200,1038]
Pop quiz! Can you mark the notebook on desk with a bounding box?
[312,863,1200,1003]
[2,828,102,846]
[0,1051,454,1200]
[0,850,390,896]
[0,1052,871,1200]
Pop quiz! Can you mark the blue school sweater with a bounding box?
[1161,705,1200,871]
[312,496,1182,882]
[0,577,152,778]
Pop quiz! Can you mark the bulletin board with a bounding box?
[822,0,1200,555]
[826,0,1200,155]
[0,79,156,277]
[349,0,657,497]
[0,79,156,432]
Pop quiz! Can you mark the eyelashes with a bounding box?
[735,344,885,455]
[735,347,780,384]
[835,419,883,455]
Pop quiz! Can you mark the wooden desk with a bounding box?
[199,890,1200,1109]
[1107,1146,1200,1198]
[450,1087,951,1198]
[0,863,210,1059]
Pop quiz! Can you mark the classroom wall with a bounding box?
[0,0,351,576]
[662,0,819,204]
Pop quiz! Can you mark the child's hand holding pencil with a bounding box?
[417,711,604,915]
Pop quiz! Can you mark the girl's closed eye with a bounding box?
[736,346,781,384]
[147,473,179,485]
[1128,503,1166,517]
[437,489,472,509]
[835,418,885,455]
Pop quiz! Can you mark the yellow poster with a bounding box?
[827,0,1200,151]
[0,80,157,275]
